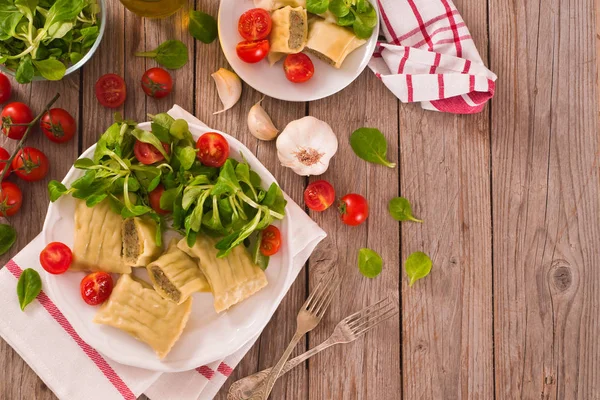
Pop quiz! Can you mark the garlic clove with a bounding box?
[212,68,242,115]
[248,97,279,141]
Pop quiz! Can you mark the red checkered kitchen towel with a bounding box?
[369,0,497,114]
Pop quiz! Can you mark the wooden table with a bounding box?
[1,0,599,399]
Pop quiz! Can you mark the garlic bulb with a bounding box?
[276,116,338,176]
[212,68,242,115]
[248,98,279,141]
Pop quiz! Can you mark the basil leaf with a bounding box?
[48,180,68,202]
[15,55,34,84]
[307,0,329,14]
[405,251,432,287]
[189,10,218,44]
[130,128,170,161]
[329,0,351,17]
[388,197,422,223]
[134,40,188,70]
[0,224,16,256]
[357,248,382,278]
[17,268,42,311]
[350,127,396,168]
[33,58,66,81]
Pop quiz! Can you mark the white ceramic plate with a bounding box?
[42,122,292,372]
[218,0,380,102]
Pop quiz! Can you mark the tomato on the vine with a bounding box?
[41,108,76,143]
[260,225,282,256]
[304,180,335,211]
[0,181,22,217]
[141,68,173,99]
[133,140,170,165]
[238,8,272,41]
[95,73,127,108]
[236,40,270,63]
[1,102,33,140]
[196,132,229,167]
[284,53,314,83]
[40,242,72,275]
[339,193,369,226]
[149,184,169,215]
[80,272,113,306]
[0,73,12,104]
[0,146,11,179]
[11,147,49,182]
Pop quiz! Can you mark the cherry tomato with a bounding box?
[196,132,229,167]
[149,184,169,215]
[40,242,72,275]
[0,181,22,217]
[284,53,315,83]
[80,272,113,306]
[304,180,335,211]
[141,68,173,99]
[11,147,49,182]
[1,102,33,140]
[236,40,270,63]
[0,146,11,179]
[133,140,170,165]
[95,73,127,108]
[339,193,369,226]
[260,225,282,256]
[0,73,12,104]
[40,108,76,143]
[238,8,272,41]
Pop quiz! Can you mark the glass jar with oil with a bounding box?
[120,0,185,18]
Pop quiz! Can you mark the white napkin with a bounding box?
[0,105,327,400]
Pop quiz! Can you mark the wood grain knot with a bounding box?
[415,342,428,353]
[550,262,572,292]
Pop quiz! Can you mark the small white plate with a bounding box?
[218,0,380,102]
[42,122,293,372]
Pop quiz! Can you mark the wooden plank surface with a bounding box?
[1,0,600,399]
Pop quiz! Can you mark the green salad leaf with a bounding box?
[358,248,383,278]
[189,10,218,44]
[307,0,330,14]
[17,268,42,311]
[350,127,396,168]
[33,59,66,80]
[388,197,422,223]
[135,40,188,70]
[0,223,16,256]
[405,251,432,287]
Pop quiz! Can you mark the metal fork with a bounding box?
[228,297,398,400]
[246,267,342,400]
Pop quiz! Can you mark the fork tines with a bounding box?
[346,297,399,337]
[304,267,341,319]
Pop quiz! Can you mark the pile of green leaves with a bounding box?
[48,112,286,264]
[307,0,378,39]
[0,0,101,83]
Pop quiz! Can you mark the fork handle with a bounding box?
[228,337,336,400]
[247,331,305,400]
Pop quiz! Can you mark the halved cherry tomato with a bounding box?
[238,8,272,41]
[1,102,33,140]
[236,40,270,64]
[0,181,22,217]
[41,108,76,143]
[149,184,169,215]
[12,147,49,182]
[0,146,11,179]
[40,242,72,275]
[304,180,335,211]
[133,140,170,165]
[284,53,315,83]
[0,73,12,104]
[141,67,173,99]
[196,132,229,167]
[95,73,127,108]
[260,225,282,256]
[339,193,369,226]
[80,272,113,306]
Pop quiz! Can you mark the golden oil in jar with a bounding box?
[120,0,185,18]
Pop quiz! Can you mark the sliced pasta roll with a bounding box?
[122,217,162,267]
[94,274,192,359]
[270,6,308,54]
[254,0,306,11]
[147,239,211,305]
[178,236,268,313]
[72,199,130,274]
[306,19,367,68]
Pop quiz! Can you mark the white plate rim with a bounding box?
[41,122,294,372]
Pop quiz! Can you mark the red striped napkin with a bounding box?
[369,0,497,114]
[0,105,327,400]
